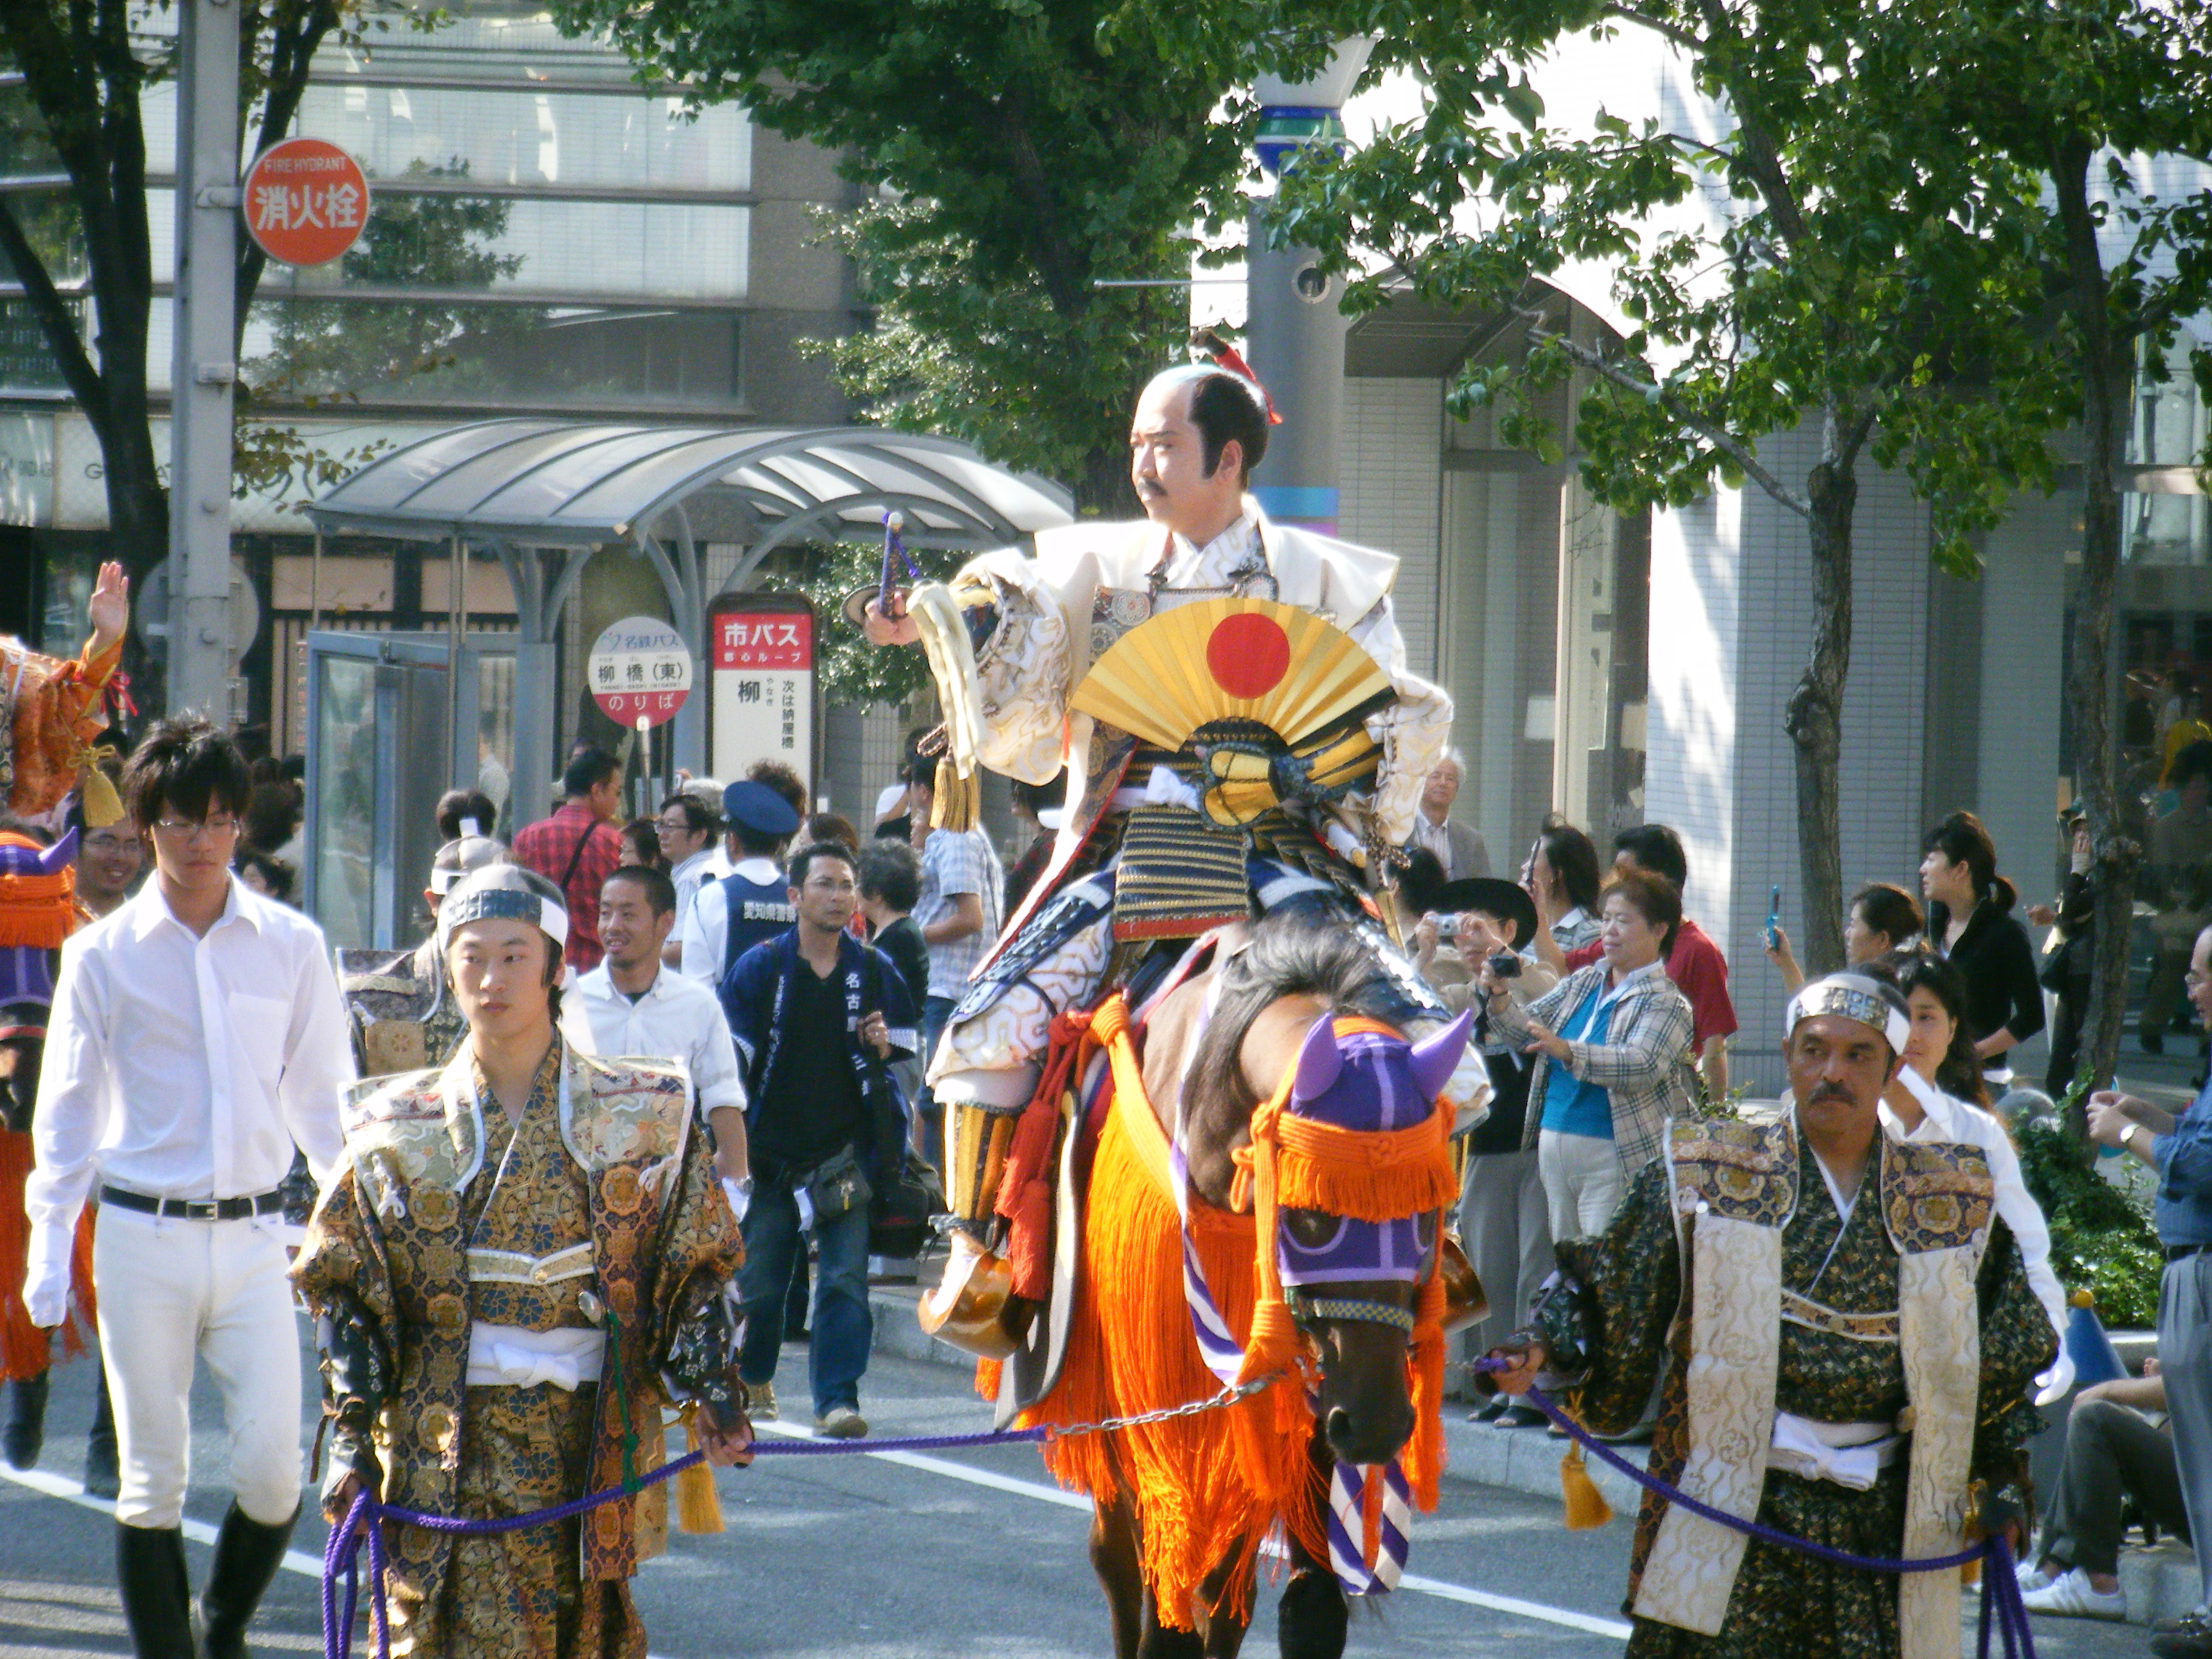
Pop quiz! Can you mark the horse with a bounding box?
[1007,897,1471,1659]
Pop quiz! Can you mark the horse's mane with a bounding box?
[1184,895,1406,1130]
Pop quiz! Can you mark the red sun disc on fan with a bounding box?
[1207,612,1290,699]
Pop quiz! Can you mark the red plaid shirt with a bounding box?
[512,799,624,972]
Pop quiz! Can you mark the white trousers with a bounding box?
[94,1206,303,1529]
[1538,1128,1624,1242]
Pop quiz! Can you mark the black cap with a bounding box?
[1428,877,1540,951]
[722,779,801,838]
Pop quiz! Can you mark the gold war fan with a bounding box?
[1067,597,1391,753]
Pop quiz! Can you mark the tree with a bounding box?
[0,0,350,706]
[547,0,1343,514]
[1273,0,2068,975]
[1904,0,2212,1101]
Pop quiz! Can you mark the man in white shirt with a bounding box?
[568,864,751,1195]
[655,787,723,968]
[25,718,353,1659]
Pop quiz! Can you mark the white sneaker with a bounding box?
[2021,1566,2126,1620]
[2015,1559,2058,1594]
[815,1406,868,1439]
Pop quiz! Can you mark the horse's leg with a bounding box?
[1275,1428,1349,1659]
[1090,1490,1148,1659]
[1189,1540,1258,1658]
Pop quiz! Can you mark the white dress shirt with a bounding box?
[676,855,784,983]
[1881,1066,2072,1399]
[564,960,746,1119]
[669,847,717,923]
[25,876,354,1323]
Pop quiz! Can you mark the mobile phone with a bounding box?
[1765,884,1782,951]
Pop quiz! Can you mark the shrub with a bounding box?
[2015,1118,2164,1330]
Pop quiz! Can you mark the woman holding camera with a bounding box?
[1482,868,1698,1238]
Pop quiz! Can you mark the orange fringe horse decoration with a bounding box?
[997,982,1465,1649]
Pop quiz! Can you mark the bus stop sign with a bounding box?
[589,617,693,727]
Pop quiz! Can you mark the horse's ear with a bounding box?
[1290,1015,1343,1103]
[1409,1009,1473,1100]
[37,827,79,875]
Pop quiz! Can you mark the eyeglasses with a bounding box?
[82,832,139,853]
[151,815,240,842]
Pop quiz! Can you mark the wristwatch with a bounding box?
[2125,1123,2148,1157]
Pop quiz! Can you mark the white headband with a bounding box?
[438,869,569,948]
[1786,972,1910,1054]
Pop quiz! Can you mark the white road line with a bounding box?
[3,1425,1631,1643]
[752,1420,1630,1639]
[0,1462,325,1578]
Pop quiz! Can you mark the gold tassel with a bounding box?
[930,758,979,832]
[1559,1437,1614,1530]
[78,764,125,829]
[674,1407,724,1535]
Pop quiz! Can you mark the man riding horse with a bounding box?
[861,350,1484,1655]
[860,346,1479,1239]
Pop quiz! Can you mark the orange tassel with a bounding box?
[674,1407,724,1534]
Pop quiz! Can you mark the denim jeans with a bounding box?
[737,1170,874,1418]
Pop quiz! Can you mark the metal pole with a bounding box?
[449,531,465,789]
[1246,39,1372,538]
[167,0,241,720]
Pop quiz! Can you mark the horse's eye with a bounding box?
[1282,1209,1345,1251]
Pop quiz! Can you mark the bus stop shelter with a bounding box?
[300,419,1073,947]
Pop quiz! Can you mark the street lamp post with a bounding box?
[1246,39,1373,538]
[167,0,241,721]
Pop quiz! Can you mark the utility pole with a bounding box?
[167,0,241,720]
[1246,38,1372,537]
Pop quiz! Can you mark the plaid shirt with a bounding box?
[916,827,1002,999]
[511,799,623,972]
[1487,958,1697,1183]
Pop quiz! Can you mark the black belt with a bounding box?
[100,1185,285,1222]
[2167,1242,2211,1263]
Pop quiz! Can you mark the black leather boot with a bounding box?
[194,1500,299,1659]
[115,1521,193,1658]
[2,1370,48,1469]
[83,1368,119,1498]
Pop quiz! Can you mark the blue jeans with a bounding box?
[737,1170,874,1418]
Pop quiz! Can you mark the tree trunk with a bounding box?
[1784,458,1854,976]
[2054,142,2139,1113]
[1073,444,1139,518]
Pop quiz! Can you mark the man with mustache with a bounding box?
[860,349,1465,1254]
[1488,972,2055,1659]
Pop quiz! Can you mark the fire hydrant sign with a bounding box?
[710,598,815,790]
[588,617,693,727]
[241,138,369,267]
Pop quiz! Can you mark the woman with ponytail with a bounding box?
[1920,810,2044,1090]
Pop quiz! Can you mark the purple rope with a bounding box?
[1498,1371,2037,1658]
[321,1422,1058,1657]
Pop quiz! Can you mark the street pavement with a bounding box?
[0,1326,2148,1657]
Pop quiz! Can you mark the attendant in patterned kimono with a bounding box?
[1488,972,2055,1659]
[295,865,753,1659]
[337,831,508,1080]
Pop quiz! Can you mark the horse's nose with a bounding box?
[1324,1400,1414,1468]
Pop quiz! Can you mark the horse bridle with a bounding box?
[1286,1291,1416,1335]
